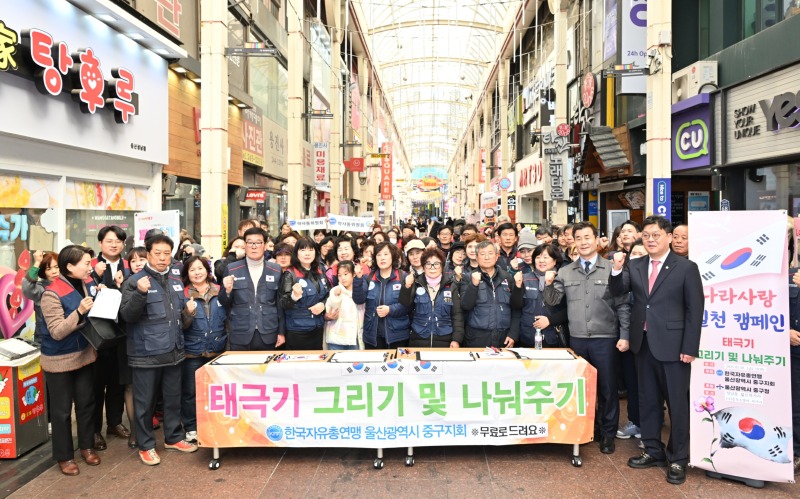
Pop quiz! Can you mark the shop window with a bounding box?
[0,174,60,340]
[744,165,800,214]
[164,182,201,241]
[64,180,148,254]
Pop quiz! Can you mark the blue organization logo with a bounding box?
[266,425,283,442]
[329,217,337,225]
[716,369,724,376]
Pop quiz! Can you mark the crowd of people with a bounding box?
[21,214,800,484]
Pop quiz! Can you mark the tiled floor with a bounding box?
[7,424,797,498]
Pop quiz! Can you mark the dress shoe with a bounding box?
[667,463,686,484]
[628,452,668,469]
[58,459,79,476]
[92,432,107,450]
[80,449,101,466]
[600,435,615,454]
[128,435,138,449]
[107,424,131,439]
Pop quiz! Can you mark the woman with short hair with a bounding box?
[40,245,100,475]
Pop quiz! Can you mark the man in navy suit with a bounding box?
[609,216,704,485]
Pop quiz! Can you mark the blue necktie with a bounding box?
[584,261,591,274]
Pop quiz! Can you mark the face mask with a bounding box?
[389,238,397,244]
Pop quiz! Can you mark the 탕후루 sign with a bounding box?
[0,1,170,163]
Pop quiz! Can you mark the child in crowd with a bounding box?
[323,260,366,350]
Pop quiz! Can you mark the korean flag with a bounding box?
[713,406,792,464]
[694,218,786,287]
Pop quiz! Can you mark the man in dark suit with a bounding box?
[609,215,704,485]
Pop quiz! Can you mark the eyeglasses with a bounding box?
[424,262,442,269]
[245,241,264,247]
[640,232,663,241]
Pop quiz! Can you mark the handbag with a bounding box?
[81,317,126,351]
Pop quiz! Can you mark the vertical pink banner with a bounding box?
[688,211,794,483]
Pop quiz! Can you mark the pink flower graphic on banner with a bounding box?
[693,395,715,413]
[695,395,718,471]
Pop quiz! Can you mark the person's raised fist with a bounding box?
[544,270,557,286]
[471,272,481,287]
[405,273,415,289]
[137,277,151,293]
[612,251,626,272]
[223,275,234,293]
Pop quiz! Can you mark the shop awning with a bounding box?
[581,126,631,176]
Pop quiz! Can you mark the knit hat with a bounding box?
[404,239,425,254]
[517,229,537,250]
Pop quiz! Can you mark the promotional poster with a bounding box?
[689,211,794,483]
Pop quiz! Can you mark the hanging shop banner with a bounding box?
[241,108,265,168]
[689,211,794,483]
[133,210,181,246]
[287,217,328,232]
[480,148,487,184]
[620,0,647,94]
[196,351,596,449]
[652,178,671,219]
[314,142,330,192]
[328,215,374,233]
[541,127,569,202]
[380,142,393,201]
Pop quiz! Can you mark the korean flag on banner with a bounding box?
[691,212,786,287]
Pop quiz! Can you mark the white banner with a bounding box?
[689,211,794,483]
[620,0,647,94]
[314,142,330,192]
[287,217,328,232]
[328,215,373,232]
[197,353,597,448]
[133,210,180,246]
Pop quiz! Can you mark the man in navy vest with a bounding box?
[120,234,197,466]
[219,227,285,350]
[90,225,131,450]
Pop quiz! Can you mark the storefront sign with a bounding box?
[380,142,393,201]
[652,178,671,219]
[245,189,267,202]
[620,0,647,94]
[480,192,498,224]
[196,352,596,449]
[672,95,712,171]
[314,142,330,192]
[242,108,265,168]
[689,211,793,483]
[542,127,569,201]
[724,64,800,166]
[516,154,544,196]
[264,118,287,178]
[582,72,596,108]
[417,176,443,191]
[0,1,169,163]
[302,141,314,186]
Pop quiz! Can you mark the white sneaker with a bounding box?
[186,431,197,443]
[48,423,52,436]
[616,421,642,439]
[637,440,645,449]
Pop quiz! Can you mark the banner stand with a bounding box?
[705,471,765,489]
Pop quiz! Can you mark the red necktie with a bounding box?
[649,260,661,293]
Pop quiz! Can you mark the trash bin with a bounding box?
[0,338,47,459]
